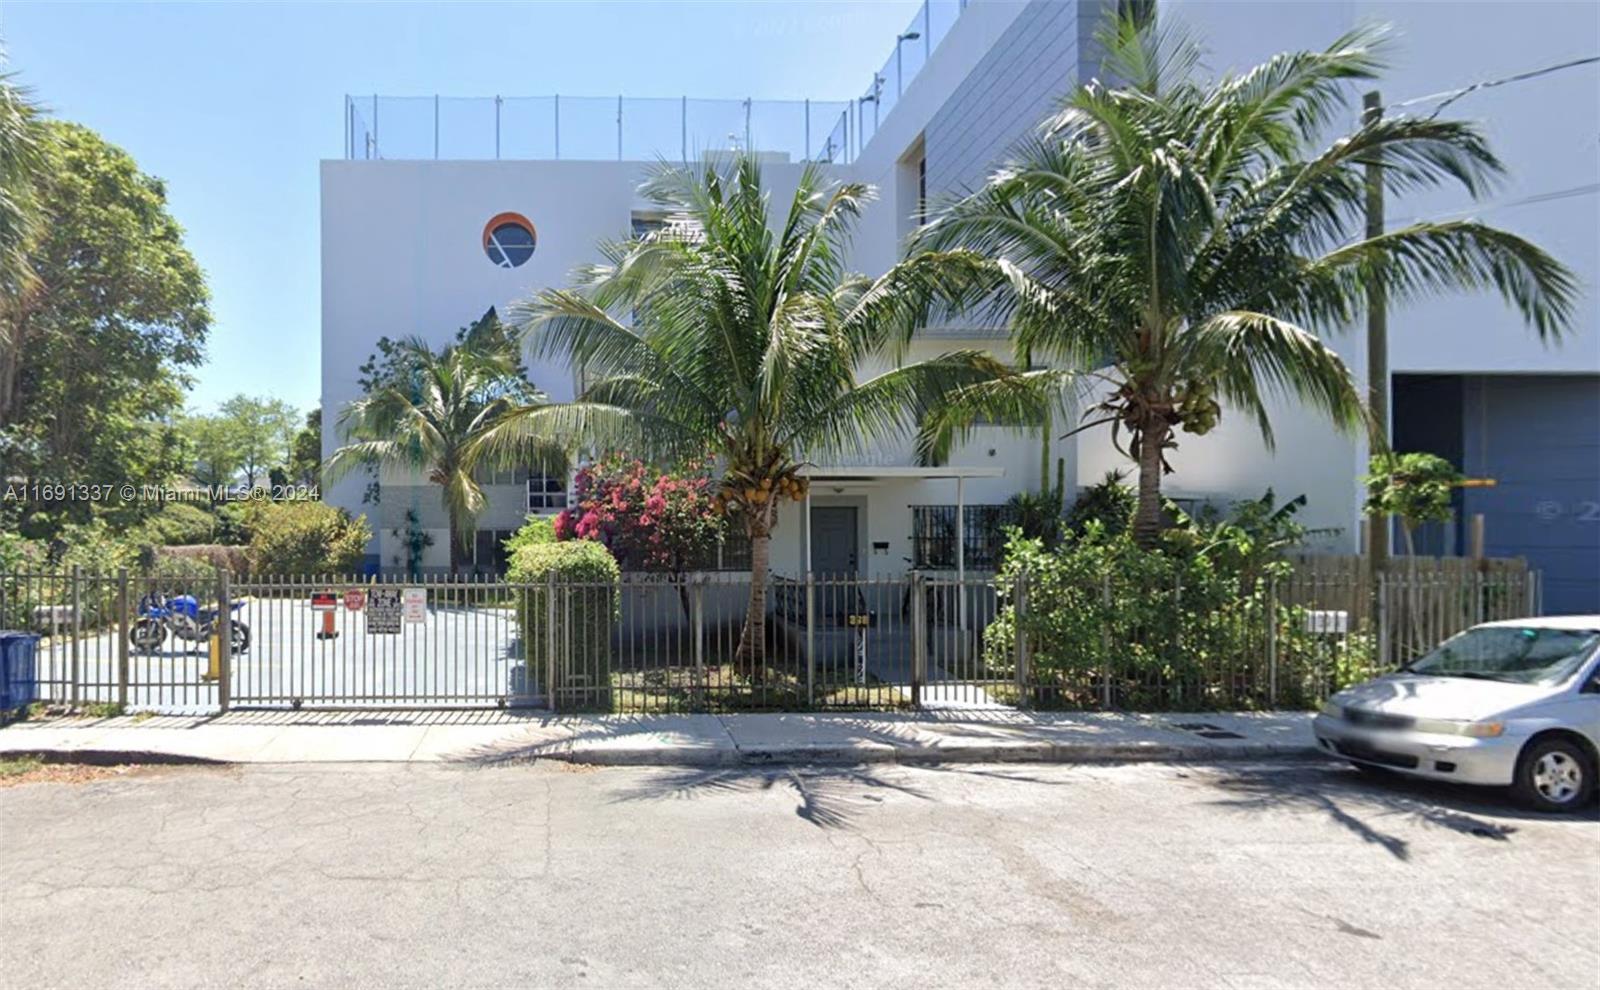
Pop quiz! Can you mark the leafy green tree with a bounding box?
[915,14,1575,548]
[488,156,1043,669]
[0,121,210,533]
[218,394,298,488]
[1363,451,1461,556]
[327,314,548,573]
[186,411,244,488]
[288,407,322,486]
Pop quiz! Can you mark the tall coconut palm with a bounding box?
[485,156,1045,668]
[0,64,42,309]
[327,326,552,573]
[0,63,44,419]
[915,14,1577,548]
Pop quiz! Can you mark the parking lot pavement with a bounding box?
[1,759,1593,989]
[29,600,527,711]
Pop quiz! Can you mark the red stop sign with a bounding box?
[344,589,366,611]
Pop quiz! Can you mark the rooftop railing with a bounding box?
[343,0,967,163]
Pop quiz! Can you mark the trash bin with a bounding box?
[0,631,41,710]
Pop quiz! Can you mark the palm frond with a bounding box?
[1176,310,1368,448]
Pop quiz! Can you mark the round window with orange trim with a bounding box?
[483,213,536,268]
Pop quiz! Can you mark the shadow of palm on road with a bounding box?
[1202,762,1600,861]
[608,762,1079,831]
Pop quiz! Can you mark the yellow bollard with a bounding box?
[202,633,221,682]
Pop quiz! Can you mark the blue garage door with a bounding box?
[1461,375,1600,614]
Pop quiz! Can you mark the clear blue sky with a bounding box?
[1,0,922,417]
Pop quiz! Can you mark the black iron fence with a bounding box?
[1,561,1541,715]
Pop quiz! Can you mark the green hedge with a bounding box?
[131,502,218,547]
[985,528,1376,711]
[248,502,370,575]
[503,516,557,556]
[508,540,620,710]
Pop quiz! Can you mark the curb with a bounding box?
[1,749,230,767]
[2,742,1323,769]
[518,741,1322,768]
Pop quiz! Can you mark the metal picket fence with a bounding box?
[1,561,1541,715]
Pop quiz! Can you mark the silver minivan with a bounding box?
[1312,615,1600,812]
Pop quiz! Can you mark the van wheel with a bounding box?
[1513,738,1595,812]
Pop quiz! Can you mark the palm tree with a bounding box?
[0,63,44,421]
[485,156,1044,669]
[914,14,1576,548]
[0,64,42,307]
[327,322,550,573]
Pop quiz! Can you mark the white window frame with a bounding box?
[527,471,568,512]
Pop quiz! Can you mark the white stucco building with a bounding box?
[322,0,1599,610]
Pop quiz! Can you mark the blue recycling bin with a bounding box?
[0,631,41,710]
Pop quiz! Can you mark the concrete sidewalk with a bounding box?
[0,709,1319,767]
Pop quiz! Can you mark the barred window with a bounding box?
[910,504,1015,570]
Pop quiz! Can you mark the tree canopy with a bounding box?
[1,120,211,534]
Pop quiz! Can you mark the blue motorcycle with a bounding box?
[129,591,250,654]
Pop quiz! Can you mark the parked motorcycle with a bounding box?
[129,590,251,654]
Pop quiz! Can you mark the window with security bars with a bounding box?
[910,504,1016,570]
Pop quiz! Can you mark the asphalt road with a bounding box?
[1,759,1594,989]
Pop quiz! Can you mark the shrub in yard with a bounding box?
[248,501,371,574]
[985,514,1360,711]
[0,522,138,631]
[131,502,217,546]
[503,515,557,557]
[214,501,258,545]
[152,544,252,575]
[554,457,726,574]
[1063,471,1135,539]
[507,539,620,709]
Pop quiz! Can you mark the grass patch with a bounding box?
[0,757,145,789]
[606,662,909,713]
[0,756,44,778]
[9,700,127,722]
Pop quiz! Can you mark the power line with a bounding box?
[1386,55,1600,116]
[1389,182,1600,228]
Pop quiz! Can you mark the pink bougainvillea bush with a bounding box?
[554,457,728,573]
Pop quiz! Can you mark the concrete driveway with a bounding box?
[1,759,1593,988]
[30,599,527,711]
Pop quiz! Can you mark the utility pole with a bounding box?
[1363,90,1390,569]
